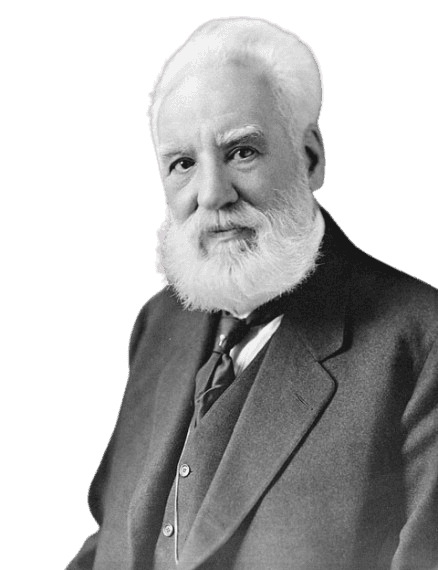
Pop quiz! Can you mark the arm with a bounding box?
[391,335,438,570]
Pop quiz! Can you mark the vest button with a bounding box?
[162,523,174,537]
[179,463,191,477]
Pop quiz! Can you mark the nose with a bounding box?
[196,159,238,211]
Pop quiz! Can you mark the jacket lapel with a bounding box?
[179,211,353,569]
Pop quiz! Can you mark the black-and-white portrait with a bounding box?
[63,17,438,570]
[2,4,438,570]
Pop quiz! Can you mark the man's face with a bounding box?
[154,62,320,314]
[156,63,307,253]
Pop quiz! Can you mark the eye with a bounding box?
[169,157,195,174]
[228,147,258,162]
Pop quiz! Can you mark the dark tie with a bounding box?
[193,295,289,427]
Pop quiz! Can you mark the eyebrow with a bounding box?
[158,145,193,162]
[215,125,266,148]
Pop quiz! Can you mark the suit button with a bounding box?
[162,523,174,537]
[179,463,191,477]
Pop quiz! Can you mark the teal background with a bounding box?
[1,3,436,568]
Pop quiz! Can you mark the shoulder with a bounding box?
[128,286,183,364]
[134,285,184,327]
[351,247,438,326]
[343,245,438,373]
[128,286,213,366]
[321,208,438,362]
[323,208,438,336]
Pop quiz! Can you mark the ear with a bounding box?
[302,124,325,192]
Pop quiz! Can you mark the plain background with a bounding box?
[1,2,437,568]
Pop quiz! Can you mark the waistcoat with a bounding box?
[152,344,269,569]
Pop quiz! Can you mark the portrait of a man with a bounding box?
[66,17,438,570]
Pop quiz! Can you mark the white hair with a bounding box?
[149,17,322,144]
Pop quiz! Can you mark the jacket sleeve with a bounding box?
[391,335,438,570]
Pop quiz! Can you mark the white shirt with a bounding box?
[230,315,283,376]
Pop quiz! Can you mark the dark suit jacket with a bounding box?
[67,211,438,570]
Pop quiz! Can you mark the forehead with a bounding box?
[156,64,281,150]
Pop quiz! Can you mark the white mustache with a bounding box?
[203,223,254,233]
[184,202,267,238]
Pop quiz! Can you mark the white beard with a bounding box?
[158,174,323,315]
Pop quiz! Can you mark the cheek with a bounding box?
[236,171,280,209]
[232,166,261,193]
[164,184,195,223]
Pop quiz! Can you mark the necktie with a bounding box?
[193,295,289,427]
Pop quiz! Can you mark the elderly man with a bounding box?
[67,18,438,570]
